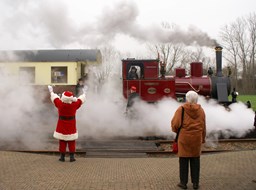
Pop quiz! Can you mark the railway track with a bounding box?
[148,138,256,157]
[2,138,256,158]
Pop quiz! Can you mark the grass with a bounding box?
[229,94,256,111]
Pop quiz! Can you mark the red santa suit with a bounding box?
[50,91,85,153]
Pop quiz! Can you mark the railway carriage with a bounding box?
[0,49,102,99]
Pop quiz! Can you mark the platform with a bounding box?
[0,150,256,189]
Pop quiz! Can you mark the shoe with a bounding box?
[177,183,187,189]
[70,153,76,162]
[193,183,199,189]
[59,153,65,162]
[70,157,76,162]
[59,157,65,162]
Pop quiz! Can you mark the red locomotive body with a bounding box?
[174,62,211,97]
[122,47,231,103]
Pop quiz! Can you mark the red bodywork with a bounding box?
[175,76,211,97]
[122,59,212,102]
[123,79,176,102]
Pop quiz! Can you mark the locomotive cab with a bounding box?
[122,59,176,102]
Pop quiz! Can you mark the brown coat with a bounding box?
[171,102,206,157]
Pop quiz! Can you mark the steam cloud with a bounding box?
[77,81,255,140]
[0,0,217,50]
[0,71,56,150]
[0,67,255,150]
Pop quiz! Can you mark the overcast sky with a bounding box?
[0,0,255,56]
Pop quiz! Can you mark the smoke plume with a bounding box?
[0,0,217,50]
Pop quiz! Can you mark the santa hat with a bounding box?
[131,86,136,91]
[61,91,74,104]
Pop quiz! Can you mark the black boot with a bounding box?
[177,183,187,189]
[59,153,65,162]
[70,153,76,162]
[193,183,199,189]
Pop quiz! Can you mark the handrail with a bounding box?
[175,81,202,92]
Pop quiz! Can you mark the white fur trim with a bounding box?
[50,92,59,103]
[61,92,73,104]
[78,94,86,103]
[53,131,78,141]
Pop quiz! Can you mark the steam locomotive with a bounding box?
[122,46,231,103]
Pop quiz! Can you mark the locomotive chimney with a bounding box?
[215,46,223,77]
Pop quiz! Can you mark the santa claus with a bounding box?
[48,85,87,162]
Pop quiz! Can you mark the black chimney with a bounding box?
[215,46,223,77]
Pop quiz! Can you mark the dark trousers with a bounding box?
[179,157,200,185]
[59,140,76,153]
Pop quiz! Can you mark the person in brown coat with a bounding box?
[171,91,206,189]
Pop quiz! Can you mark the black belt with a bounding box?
[59,116,75,120]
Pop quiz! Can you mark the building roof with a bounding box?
[0,49,101,62]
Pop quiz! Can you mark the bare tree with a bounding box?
[88,46,121,93]
[234,17,250,92]
[247,13,256,92]
[148,41,214,76]
[220,12,256,94]
[148,43,186,74]
[99,46,121,81]
[220,24,239,88]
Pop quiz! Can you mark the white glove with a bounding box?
[48,85,53,93]
[82,85,88,94]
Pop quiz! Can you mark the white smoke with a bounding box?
[0,66,255,151]
[201,98,255,138]
[77,80,255,140]
[0,70,56,150]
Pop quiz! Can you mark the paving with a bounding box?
[0,150,256,190]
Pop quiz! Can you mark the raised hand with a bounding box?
[48,85,53,93]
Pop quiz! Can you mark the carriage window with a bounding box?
[51,66,67,83]
[128,66,141,79]
[19,67,35,84]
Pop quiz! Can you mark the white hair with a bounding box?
[186,91,198,104]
